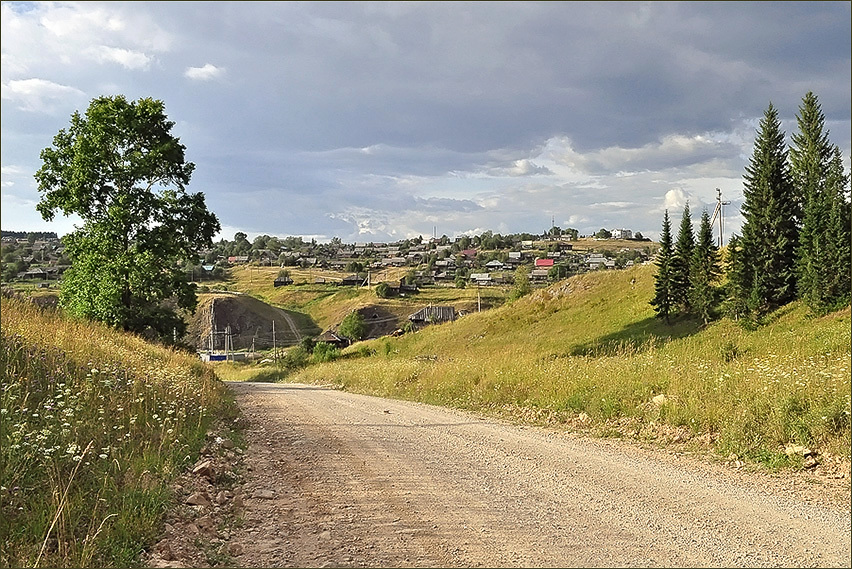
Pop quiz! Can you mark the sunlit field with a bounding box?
[291,265,851,467]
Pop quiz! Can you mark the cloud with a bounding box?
[660,188,699,214]
[1,2,171,83]
[1,78,86,113]
[485,159,553,177]
[184,63,224,81]
[86,46,152,70]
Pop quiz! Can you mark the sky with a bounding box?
[2,1,850,244]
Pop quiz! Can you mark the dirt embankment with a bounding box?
[187,294,321,351]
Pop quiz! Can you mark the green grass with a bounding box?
[224,264,510,331]
[1,295,236,567]
[290,264,851,467]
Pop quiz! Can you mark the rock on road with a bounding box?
[226,382,850,568]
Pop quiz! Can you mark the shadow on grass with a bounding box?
[564,315,704,357]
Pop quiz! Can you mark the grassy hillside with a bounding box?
[291,264,851,466]
[222,264,509,332]
[186,292,322,350]
[1,295,236,567]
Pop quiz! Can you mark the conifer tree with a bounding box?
[730,102,798,320]
[723,235,750,321]
[689,209,721,324]
[791,92,850,314]
[822,146,851,311]
[650,210,675,323]
[671,202,695,313]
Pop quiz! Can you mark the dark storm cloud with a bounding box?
[2,1,849,241]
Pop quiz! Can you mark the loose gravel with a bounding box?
[212,382,852,568]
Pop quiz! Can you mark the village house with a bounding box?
[469,273,492,285]
[409,305,456,325]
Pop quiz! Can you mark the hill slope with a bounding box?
[187,292,321,351]
[293,263,851,468]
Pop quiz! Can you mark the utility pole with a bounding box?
[272,320,277,364]
[710,188,732,247]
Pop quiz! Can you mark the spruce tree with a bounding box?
[723,235,750,321]
[671,202,695,313]
[791,92,851,314]
[650,210,675,323]
[822,146,851,311]
[731,102,798,320]
[689,209,721,324]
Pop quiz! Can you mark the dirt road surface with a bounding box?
[223,382,850,568]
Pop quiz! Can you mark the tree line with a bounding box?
[651,92,851,326]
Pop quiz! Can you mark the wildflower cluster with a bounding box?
[1,296,229,567]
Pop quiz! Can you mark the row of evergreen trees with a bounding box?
[652,92,851,325]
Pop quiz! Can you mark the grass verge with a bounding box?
[1,295,236,567]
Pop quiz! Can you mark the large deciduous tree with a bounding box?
[35,95,220,344]
[729,102,798,321]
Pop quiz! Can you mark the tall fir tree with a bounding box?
[723,235,750,321]
[822,146,851,311]
[791,91,851,314]
[650,210,675,323]
[671,202,695,313]
[689,209,721,324]
[731,102,798,320]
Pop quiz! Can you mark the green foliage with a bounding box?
[300,336,316,353]
[509,265,531,301]
[374,282,392,298]
[34,95,220,344]
[792,92,851,315]
[689,210,721,324]
[672,203,695,313]
[338,311,366,341]
[312,341,340,363]
[730,102,798,321]
[594,228,612,239]
[650,210,675,322]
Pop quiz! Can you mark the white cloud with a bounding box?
[86,46,151,70]
[660,188,699,214]
[184,63,224,81]
[1,2,170,83]
[1,78,86,113]
[487,159,552,177]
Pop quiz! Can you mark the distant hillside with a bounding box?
[187,292,321,351]
[293,263,851,468]
[1,230,59,240]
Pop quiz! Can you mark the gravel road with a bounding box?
[225,382,851,568]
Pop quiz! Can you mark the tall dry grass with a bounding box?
[1,295,234,567]
[293,265,851,466]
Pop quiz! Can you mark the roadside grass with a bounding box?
[1,295,236,568]
[292,264,851,468]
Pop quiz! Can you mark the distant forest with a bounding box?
[1,230,59,240]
